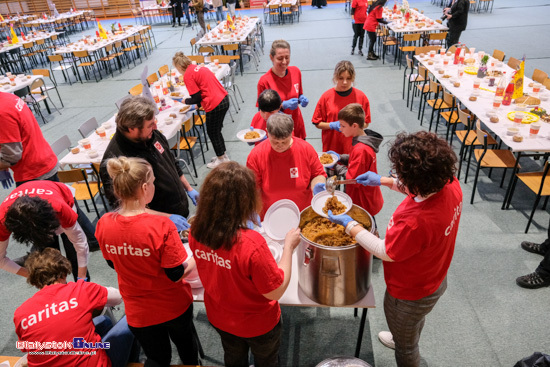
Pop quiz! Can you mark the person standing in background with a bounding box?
[444,0,469,46]
[351,0,368,56]
[364,0,388,60]
[226,0,236,18]
[212,0,224,21]
[182,0,193,27]
[191,0,207,34]
[170,0,183,27]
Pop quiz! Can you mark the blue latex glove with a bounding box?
[351,18,355,24]
[77,277,89,282]
[188,104,197,113]
[282,98,299,111]
[326,150,340,161]
[0,170,14,189]
[298,95,309,107]
[169,214,191,231]
[187,189,200,206]
[313,182,326,195]
[329,121,341,131]
[246,213,262,229]
[356,171,381,186]
[328,210,354,228]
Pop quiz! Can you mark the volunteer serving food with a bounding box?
[95,156,198,366]
[328,131,463,367]
[257,40,309,140]
[312,60,372,154]
[189,161,301,367]
[173,51,230,169]
[246,113,327,219]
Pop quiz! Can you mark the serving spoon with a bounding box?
[325,175,358,195]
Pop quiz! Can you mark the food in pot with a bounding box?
[319,153,334,164]
[323,195,346,215]
[302,217,354,247]
[244,130,260,139]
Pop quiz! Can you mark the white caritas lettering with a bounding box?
[15,98,25,112]
[20,298,79,330]
[445,202,463,236]
[3,189,54,203]
[104,243,151,257]
[386,216,394,231]
[194,249,231,269]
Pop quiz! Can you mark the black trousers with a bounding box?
[352,23,365,50]
[446,28,462,48]
[128,305,198,367]
[214,318,282,367]
[367,31,377,53]
[206,95,230,157]
[536,217,550,278]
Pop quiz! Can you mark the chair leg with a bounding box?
[525,194,542,233]
[470,163,482,204]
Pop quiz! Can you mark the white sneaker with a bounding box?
[207,157,221,169]
[378,331,395,349]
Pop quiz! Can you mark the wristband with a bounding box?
[345,221,360,235]
[77,277,89,282]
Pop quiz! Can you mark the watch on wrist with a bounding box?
[345,220,360,235]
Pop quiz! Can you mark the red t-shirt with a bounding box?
[364,5,383,32]
[0,181,76,242]
[250,112,266,147]
[184,65,228,112]
[383,178,463,300]
[189,229,283,338]
[0,92,58,182]
[14,280,110,367]
[95,213,192,328]
[246,138,326,219]
[345,142,383,216]
[352,0,368,23]
[257,67,306,140]
[312,88,371,154]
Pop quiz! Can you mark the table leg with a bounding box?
[238,44,243,76]
[354,308,368,358]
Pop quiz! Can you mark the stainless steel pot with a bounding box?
[298,205,374,306]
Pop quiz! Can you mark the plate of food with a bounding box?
[236,128,267,143]
[464,66,478,75]
[486,70,504,77]
[311,190,352,218]
[506,111,540,124]
[531,107,550,123]
[318,152,339,168]
[178,104,191,114]
[168,91,184,102]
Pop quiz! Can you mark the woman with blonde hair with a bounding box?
[257,40,309,140]
[312,60,372,154]
[173,51,230,169]
[95,156,198,366]
[189,161,301,367]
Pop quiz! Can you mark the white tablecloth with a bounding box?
[196,17,259,46]
[0,75,41,93]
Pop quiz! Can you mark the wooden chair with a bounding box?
[198,46,215,56]
[505,161,550,233]
[187,55,204,64]
[439,89,460,141]
[477,0,494,12]
[423,31,447,48]
[543,78,550,90]
[211,55,232,64]
[415,45,441,55]
[31,69,64,107]
[411,65,430,114]
[78,117,98,138]
[189,37,197,54]
[447,44,469,54]
[380,27,398,64]
[73,50,101,82]
[397,33,421,69]
[507,57,520,70]
[158,64,169,77]
[492,49,505,62]
[281,3,293,24]
[269,4,281,24]
[146,72,158,87]
[57,168,103,220]
[532,69,548,84]
[403,55,425,108]
[171,117,205,178]
[470,120,517,204]
[98,43,121,77]
[129,83,143,96]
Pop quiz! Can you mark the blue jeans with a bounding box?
[94,315,137,367]
[182,3,192,25]
[216,6,224,21]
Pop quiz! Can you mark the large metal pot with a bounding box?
[298,205,374,306]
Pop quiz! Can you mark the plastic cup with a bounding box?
[429,50,436,58]
[443,58,449,66]
[457,66,464,78]
[514,112,525,124]
[469,47,476,55]
[79,138,91,150]
[214,59,219,66]
[533,83,542,94]
[530,122,541,137]
[96,127,106,138]
[473,80,481,89]
[488,77,496,87]
[493,96,503,109]
[440,48,445,56]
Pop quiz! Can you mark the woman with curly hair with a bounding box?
[189,161,301,367]
[327,131,463,367]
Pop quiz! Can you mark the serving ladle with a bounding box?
[325,175,358,194]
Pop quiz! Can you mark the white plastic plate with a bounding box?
[311,190,352,218]
[318,152,339,168]
[263,199,300,241]
[236,128,267,143]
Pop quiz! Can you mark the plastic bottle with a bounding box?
[502,79,514,106]
[496,72,507,97]
[453,43,461,64]
[153,83,161,104]
[458,46,465,65]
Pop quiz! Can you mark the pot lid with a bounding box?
[263,199,300,241]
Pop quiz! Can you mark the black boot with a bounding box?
[172,23,176,27]
[351,48,355,55]
[367,51,377,60]
[358,49,364,56]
